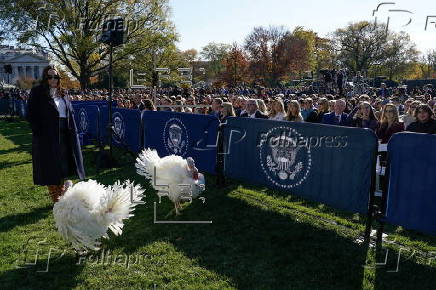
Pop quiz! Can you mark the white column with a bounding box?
[26,65,32,78]
[33,65,38,79]
[12,65,19,84]
[40,65,45,79]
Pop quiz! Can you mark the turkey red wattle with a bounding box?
[192,171,199,180]
[188,165,199,180]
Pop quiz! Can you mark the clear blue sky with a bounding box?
[169,0,436,55]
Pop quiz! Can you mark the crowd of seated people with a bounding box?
[3,82,436,140]
[101,84,436,139]
[132,84,435,140]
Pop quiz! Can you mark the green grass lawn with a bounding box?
[0,119,435,290]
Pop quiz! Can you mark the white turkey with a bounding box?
[53,179,145,252]
[135,148,205,215]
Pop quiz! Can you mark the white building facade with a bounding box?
[0,46,50,85]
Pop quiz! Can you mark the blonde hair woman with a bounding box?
[328,100,335,112]
[286,100,304,122]
[269,98,286,121]
[257,99,268,115]
[174,100,185,113]
[220,102,236,121]
[376,103,404,144]
[401,100,420,128]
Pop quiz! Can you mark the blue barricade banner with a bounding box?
[111,108,142,153]
[72,100,117,107]
[0,98,27,117]
[98,105,109,143]
[142,111,219,174]
[16,99,27,118]
[73,104,101,146]
[0,98,9,114]
[385,133,436,236]
[223,117,378,214]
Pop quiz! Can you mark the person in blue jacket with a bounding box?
[321,99,349,126]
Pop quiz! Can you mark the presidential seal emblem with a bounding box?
[112,112,125,143]
[163,118,188,156]
[259,126,311,189]
[78,108,88,133]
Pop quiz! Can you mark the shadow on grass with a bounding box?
[247,184,365,225]
[0,205,52,233]
[0,252,85,290]
[0,160,31,170]
[1,120,434,289]
[374,245,436,289]
[0,120,33,155]
[64,146,436,289]
[106,173,435,289]
[104,174,369,289]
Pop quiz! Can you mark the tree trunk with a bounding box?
[79,67,90,90]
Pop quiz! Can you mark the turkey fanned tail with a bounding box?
[53,179,145,251]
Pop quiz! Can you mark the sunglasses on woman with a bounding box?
[47,75,60,80]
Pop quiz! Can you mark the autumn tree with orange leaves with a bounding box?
[244,26,316,86]
[220,43,248,87]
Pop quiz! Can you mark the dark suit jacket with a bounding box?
[26,84,85,185]
[376,122,405,143]
[377,88,390,98]
[321,112,349,126]
[209,110,221,119]
[239,110,268,119]
[406,119,436,134]
[306,109,319,123]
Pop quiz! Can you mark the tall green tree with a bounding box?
[0,0,176,89]
[419,50,436,79]
[313,36,335,73]
[379,32,418,81]
[332,20,418,80]
[200,42,231,81]
[332,21,388,73]
[292,26,316,74]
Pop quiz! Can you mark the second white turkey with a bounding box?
[135,148,205,214]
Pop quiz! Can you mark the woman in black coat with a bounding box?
[26,65,85,202]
